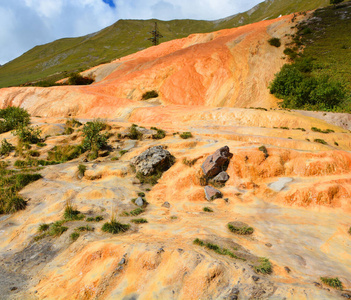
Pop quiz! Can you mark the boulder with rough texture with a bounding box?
[201,146,233,178]
[131,146,174,176]
[135,197,144,207]
[213,171,230,183]
[204,186,223,201]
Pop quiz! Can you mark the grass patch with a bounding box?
[49,221,68,237]
[151,127,166,139]
[268,37,281,47]
[293,127,306,131]
[320,277,343,290]
[258,145,269,159]
[38,223,50,232]
[311,127,334,133]
[179,132,193,139]
[314,138,328,145]
[76,225,94,232]
[70,232,80,241]
[101,218,130,234]
[130,208,144,216]
[193,238,245,260]
[47,144,84,162]
[86,216,103,222]
[63,201,85,221]
[119,150,128,156]
[128,124,143,140]
[228,223,254,235]
[182,157,198,167]
[131,218,148,224]
[254,257,272,274]
[142,90,158,100]
[78,164,86,177]
[203,207,213,212]
[0,107,30,134]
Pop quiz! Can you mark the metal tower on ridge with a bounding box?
[148,22,163,46]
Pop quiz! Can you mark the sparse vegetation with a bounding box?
[38,223,50,232]
[47,145,84,162]
[311,127,334,133]
[268,37,281,47]
[182,157,198,167]
[82,119,109,157]
[76,225,94,232]
[179,132,193,139]
[254,257,272,274]
[138,192,145,197]
[0,107,30,133]
[320,277,343,289]
[70,232,80,241]
[128,124,143,140]
[258,145,269,159]
[203,207,213,212]
[314,138,328,145]
[14,159,59,168]
[68,72,94,85]
[119,150,128,156]
[228,223,254,235]
[13,124,42,144]
[0,139,15,156]
[101,218,130,234]
[48,221,68,237]
[130,208,144,216]
[142,90,159,100]
[66,118,82,128]
[131,218,148,224]
[78,164,86,177]
[63,201,85,221]
[86,216,103,222]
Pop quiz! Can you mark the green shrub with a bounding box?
[0,107,30,133]
[268,37,281,47]
[203,207,213,212]
[47,145,84,162]
[283,48,299,60]
[101,219,130,234]
[130,208,144,216]
[68,73,94,85]
[38,223,50,232]
[228,223,254,235]
[320,277,343,289]
[314,138,328,145]
[36,142,46,147]
[0,139,15,156]
[49,221,68,237]
[254,257,272,274]
[82,119,108,152]
[128,124,143,140]
[151,127,166,139]
[3,196,27,214]
[179,132,193,139]
[258,145,269,159]
[142,90,158,100]
[131,218,148,224]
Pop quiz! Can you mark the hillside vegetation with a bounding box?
[270,0,351,112]
[0,0,329,88]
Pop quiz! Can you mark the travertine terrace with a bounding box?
[1,13,351,300]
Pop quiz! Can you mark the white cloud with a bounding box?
[0,0,262,65]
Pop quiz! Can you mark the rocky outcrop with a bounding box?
[131,146,174,176]
[201,146,233,178]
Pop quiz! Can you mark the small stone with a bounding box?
[135,197,144,207]
[252,276,260,282]
[83,158,88,162]
[224,198,229,202]
[162,201,170,208]
[284,266,291,273]
[204,186,223,201]
[265,243,272,247]
[119,258,126,265]
[201,146,233,178]
[342,293,351,299]
[213,171,230,183]
[227,288,239,300]
[313,282,322,288]
[10,287,17,291]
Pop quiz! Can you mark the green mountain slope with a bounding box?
[0,0,329,88]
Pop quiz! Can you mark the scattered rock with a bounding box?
[131,146,174,176]
[204,186,223,201]
[265,243,273,248]
[314,282,322,288]
[118,258,126,265]
[227,288,239,300]
[342,293,351,299]
[135,197,144,207]
[162,201,170,208]
[213,171,230,183]
[201,146,233,178]
[252,276,260,282]
[284,266,291,273]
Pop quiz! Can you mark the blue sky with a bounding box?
[0,0,262,65]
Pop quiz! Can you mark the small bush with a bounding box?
[13,124,41,144]
[138,192,145,197]
[63,201,85,221]
[128,124,143,140]
[101,219,130,234]
[283,48,298,60]
[203,207,213,212]
[131,218,148,224]
[254,257,272,274]
[0,139,15,156]
[82,119,108,152]
[179,132,193,139]
[38,223,50,232]
[320,277,343,289]
[228,223,254,235]
[142,90,158,100]
[258,145,269,159]
[78,164,86,177]
[0,107,30,133]
[314,138,328,145]
[268,37,281,47]
[70,232,80,241]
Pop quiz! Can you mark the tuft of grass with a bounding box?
[78,164,86,177]
[182,157,198,167]
[101,218,130,234]
[137,192,145,197]
[311,127,334,133]
[76,225,94,232]
[280,126,289,130]
[142,90,158,100]
[136,170,163,185]
[128,124,143,140]
[131,218,148,224]
[228,223,254,235]
[49,221,68,237]
[86,216,103,222]
[258,145,269,159]
[203,207,213,212]
[179,132,193,139]
[119,150,128,156]
[38,223,50,232]
[320,277,343,290]
[151,127,166,139]
[254,257,272,274]
[130,208,144,216]
[63,201,85,221]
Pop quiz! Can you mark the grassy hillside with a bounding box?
[0,0,330,88]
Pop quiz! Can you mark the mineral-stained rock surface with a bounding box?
[201,146,233,178]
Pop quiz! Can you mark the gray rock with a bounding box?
[162,201,170,208]
[201,146,233,178]
[135,197,144,207]
[213,171,229,183]
[204,186,223,201]
[252,276,260,282]
[227,288,239,300]
[131,146,174,176]
[118,258,126,265]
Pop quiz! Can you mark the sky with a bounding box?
[0,0,262,65]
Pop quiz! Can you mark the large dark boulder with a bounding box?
[131,145,174,176]
[201,146,233,178]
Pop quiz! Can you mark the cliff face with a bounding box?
[0,14,304,118]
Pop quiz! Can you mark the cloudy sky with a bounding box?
[0,0,262,65]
